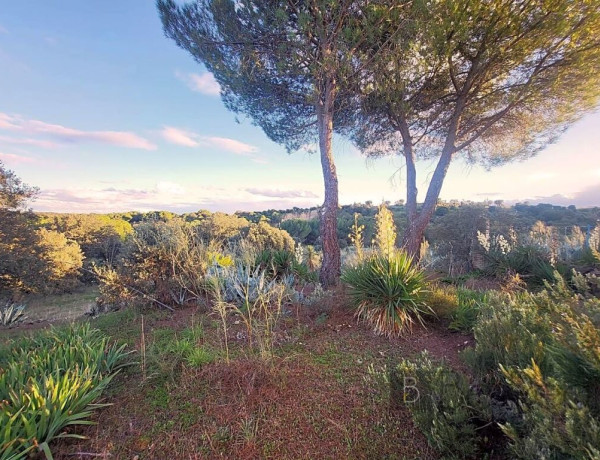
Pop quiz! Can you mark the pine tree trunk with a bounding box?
[402,145,454,261]
[317,78,340,288]
[401,95,465,262]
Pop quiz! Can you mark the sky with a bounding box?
[0,1,599,214]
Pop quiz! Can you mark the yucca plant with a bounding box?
[341,251,431,337]
[0,303,26,327]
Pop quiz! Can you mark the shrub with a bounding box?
[255,248,293,278]
[36,228,84,292]
[425,285,459,319]
[478,230,556,288]
[0,212,84,296]
[462,292,552,395]
[462,274,600,458]
[92,264,133,314]
[255,248,316,282]
[501,361,600,460]
[396,352,492,459]
[341,251,430,336]
[108,219,219,307]
[196,212,249,244]
[246,220,294,252]
[448,289,488,332]
[0,324,132,459]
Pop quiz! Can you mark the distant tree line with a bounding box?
[2,156,599,299]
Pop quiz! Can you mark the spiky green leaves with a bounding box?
[342,251,430,336]
[0,324,132,459]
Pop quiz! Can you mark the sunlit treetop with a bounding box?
[352,0,600,166]
[0,160,38,211]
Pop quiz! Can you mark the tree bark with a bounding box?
[396,116,417,224]
[397,115,421,258]
[402,144,455,259]
[317,76,340,288]
[401,91,466,260]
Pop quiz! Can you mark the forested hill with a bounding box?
[36,201,600,250]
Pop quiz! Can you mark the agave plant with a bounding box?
[214,264,294,307]
[0,302,26,327]
[341,251,431,337]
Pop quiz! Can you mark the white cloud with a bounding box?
[160,126,258,156]
[244,188,318,199]
[0,112,157,150]
[156,181,185,195]
[0,152,35,164]
[160,126,199,147]
[0,135,59,149]
[35,182,196,213]
[204,136,256,156]
[33,184,321,214]
[0,113,21,130]
[175,71,220,96]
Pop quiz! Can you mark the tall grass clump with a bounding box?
[209,264,292,359]
[342,251,430,336]
[0,324,132,459]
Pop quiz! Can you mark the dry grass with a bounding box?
[23,286,98,323]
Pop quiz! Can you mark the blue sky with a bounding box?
[0,1,599,214]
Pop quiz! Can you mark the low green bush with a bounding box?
[448,289,488,332]
[341,251,431,336]
[255,248,316,282]
[461,291,552,396]
[0,324,132,459]
[484,244,556,289]
[501,361,600,460]
[425,285,459,319]
[462,274,600,458]
[395,352,492,459]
